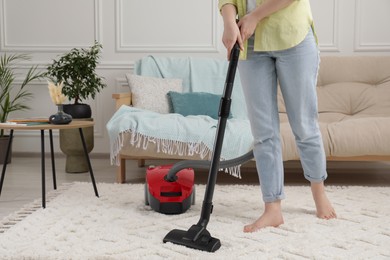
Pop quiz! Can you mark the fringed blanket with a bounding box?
[106,106,253,178]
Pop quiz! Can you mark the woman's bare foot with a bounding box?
[311,182,337,219]
[243,200,284,233]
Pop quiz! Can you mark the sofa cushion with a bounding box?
[317,56,390,117]
[167,91,232,119]
[315,56,390,158]
[327,117,390,157]
[126,74,182,114]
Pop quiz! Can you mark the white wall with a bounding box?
[0,0,389,155]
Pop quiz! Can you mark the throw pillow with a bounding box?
[167,91,232,119]
[126,74,182,114]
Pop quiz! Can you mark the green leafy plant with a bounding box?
[0,53,45,136]
[46,41,107,105]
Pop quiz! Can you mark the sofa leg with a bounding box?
[138,159,145,167]
[116,158,126,183]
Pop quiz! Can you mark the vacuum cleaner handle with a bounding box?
[197,42,240,226]
[222,42,240,103]
[163,43,241,253]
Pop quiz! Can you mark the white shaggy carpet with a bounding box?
[0,182,389,259]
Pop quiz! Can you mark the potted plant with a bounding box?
[45,41,107,173]
[46,41,106,118]
[0,53,45,164]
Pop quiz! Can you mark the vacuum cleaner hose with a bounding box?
[165,150,254,182]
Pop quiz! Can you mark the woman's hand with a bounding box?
[222,21,243,60]
[221,4,243,59]
[238,0,295,43]
[236,0,295,42]
[237,13,259,42]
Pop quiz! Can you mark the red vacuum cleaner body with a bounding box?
[145,165,195,214]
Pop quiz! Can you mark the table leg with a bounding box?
[0,130,14,196]
[78,128,99,197]
[41,130,46,208]
[49,130,57,190]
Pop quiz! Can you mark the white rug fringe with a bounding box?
[0,183,74,233]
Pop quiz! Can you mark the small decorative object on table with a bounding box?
[48,81,72,124]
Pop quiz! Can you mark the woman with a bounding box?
[219,0,337,233]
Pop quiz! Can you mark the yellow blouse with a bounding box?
[218,0,317,59]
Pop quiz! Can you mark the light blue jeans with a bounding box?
[238,29,327,203]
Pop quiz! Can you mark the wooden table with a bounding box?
[0,121,99,208]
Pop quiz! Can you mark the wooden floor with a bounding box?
[0,155,389,219]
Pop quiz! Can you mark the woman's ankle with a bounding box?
[264,200,282,213]
[310,181,325,193]
[310,182,337,219]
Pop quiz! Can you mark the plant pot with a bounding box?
[0,136,12,165]
[60,118,94,173]
[63,103,92,119]
[59,103,94,173]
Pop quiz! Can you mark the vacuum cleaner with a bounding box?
[161,43,242,252]
[145,165,196,214]
[144,153,254,215]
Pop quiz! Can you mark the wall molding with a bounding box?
[98,61,134,70]
[0,0,103,52]
[354,0,390,52]
[13,61,134,71]
[115,0,219,53]
[91,95,105,139]
[317,0,340,52]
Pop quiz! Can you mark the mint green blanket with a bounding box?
[107,106,253,178]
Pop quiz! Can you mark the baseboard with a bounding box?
[12,152,110,159]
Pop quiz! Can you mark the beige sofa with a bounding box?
[111,56,390,183]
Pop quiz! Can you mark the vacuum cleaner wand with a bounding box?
[163,43,241,252]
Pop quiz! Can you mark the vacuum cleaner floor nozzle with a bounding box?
[163,225,221,252]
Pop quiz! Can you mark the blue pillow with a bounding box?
[167,91,232,119]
